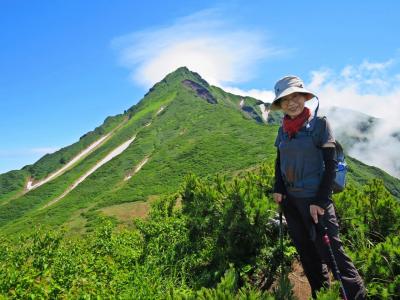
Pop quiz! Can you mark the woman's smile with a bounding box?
[280,92,307,118]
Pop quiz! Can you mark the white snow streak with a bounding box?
[124,157,149,181]
[258,104,269,122]
[156,106,165,115]
[26,134,110,191]
[44,135,136,208]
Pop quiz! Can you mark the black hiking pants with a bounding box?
[281,195,366,299]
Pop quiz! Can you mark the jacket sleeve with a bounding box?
[273,149,286,194]
[311,146,337,208]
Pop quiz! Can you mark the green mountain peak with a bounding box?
[0,66,399,237]
[144,66,210,97]
[164,66,209,86]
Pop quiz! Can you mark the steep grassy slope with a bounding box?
[0,68,278,234]
[22,113,127,181]
[0,114,126,205]
[347,156,400,198]
[0,170,30,203]
[0,97,175,230]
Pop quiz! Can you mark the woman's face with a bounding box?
[280,92,307,118]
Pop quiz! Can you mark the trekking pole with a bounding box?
[278,206,284,276]
[318,216,348,300]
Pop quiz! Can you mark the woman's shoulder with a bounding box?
[314,116,332,128]
[313,116,335,144]
[316,115,328,122]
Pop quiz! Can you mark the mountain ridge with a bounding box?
[0,66,399,236]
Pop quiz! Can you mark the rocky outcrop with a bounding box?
[241,105,264,123]
[181,80,217,104]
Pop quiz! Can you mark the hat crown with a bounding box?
[270,75,316,111]
[274,75,305,96]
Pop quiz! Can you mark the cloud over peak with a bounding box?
[112,9,281,88]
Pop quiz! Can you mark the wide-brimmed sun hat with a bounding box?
[270,75,317,111]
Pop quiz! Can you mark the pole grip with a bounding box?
[323,234,330,245]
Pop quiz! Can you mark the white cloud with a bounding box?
[311,58,400,102]
[308,69,331,91]
[223,86,275,103]
[360,59,394,71]
[310,58,400,120]
[310,59,400,178]
[112,9,283,88]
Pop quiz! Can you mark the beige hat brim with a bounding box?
[270,87,316,111]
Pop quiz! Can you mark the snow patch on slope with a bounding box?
[258,103,269,122]
[124,157,149,181]
[26,134,111,191]
[44,135,137,208]
[156,106,165,115]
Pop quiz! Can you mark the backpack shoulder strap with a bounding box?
[305,97,321,132]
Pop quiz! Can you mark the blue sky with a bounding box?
[1,0,400,174]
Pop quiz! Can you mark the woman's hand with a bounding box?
[310,204,325,224]
[273,193,284,204]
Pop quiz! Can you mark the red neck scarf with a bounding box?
[283,107,311,139]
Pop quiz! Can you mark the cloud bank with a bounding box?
[309,59,400,178]
[309,58,400,119]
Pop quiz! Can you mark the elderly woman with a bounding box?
[271,75,366,299]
